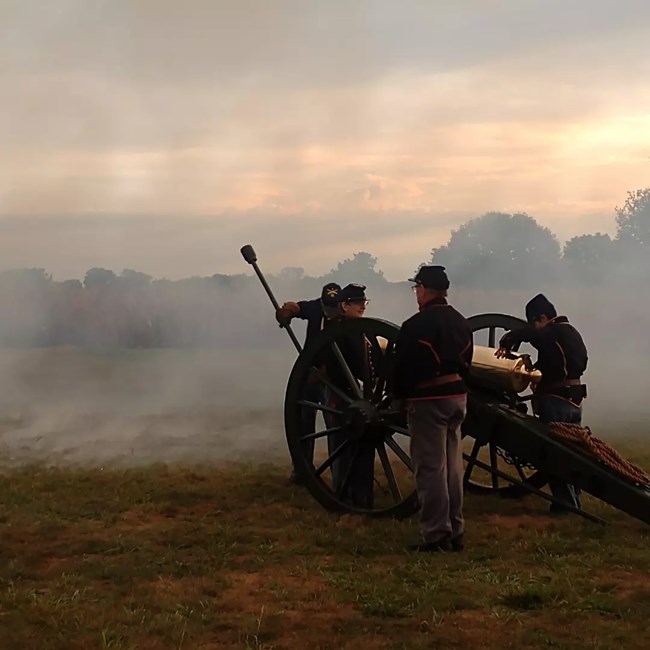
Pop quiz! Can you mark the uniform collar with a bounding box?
[549,315,569,324]
[420,296,448,311]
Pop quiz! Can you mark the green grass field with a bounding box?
[1,443,649,650]
[0,348,648,647]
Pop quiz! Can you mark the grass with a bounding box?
[0,447,649,649]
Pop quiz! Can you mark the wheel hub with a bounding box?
[344,400,385,441]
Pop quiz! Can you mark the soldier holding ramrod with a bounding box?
[275,282,375,504]
[276,282,342,484]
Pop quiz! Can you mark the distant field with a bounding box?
[0,347,293,468]
[0,346,648,470]
[0,449,649,649]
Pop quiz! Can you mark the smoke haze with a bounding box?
[1,1,649,467]
[0,276,647,469]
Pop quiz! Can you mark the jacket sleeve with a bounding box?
[459,329,473,378]
[499,324,550,351]
[296,299,319,320]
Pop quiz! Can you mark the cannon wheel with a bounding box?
[462,313,547,496]
[284,317,419,518]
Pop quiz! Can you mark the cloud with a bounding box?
[4,1,648,84]
[1,0,649,280]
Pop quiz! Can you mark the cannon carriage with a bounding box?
[241,245,650,526]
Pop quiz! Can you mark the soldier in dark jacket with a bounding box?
[276,282,342,484]
[276,282,342,342]
[392,266,473,552]
[496,293,588,514]
[322,283,376,508]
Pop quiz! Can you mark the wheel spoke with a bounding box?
[315,439,351,477]
[301,425,343,442]
[335,444,362,499]
[463,439,481,483]
[386,423,410,437]
[384,435,414,472]
[297,400,343,416]
[360,335,373,400]
[488,327,496,348]
[373,475,390,496]
[308,366,354,404]
[330,342,364,400]
[489,442,499,490]
[377,442,402,502]
[513,459,528,482]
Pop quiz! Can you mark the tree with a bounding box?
[430,212,561,288]
[0,268,53,346]
[563,233,615,267]
[83,267,117,289]
[276,267,305,282]
[120,269,152,290]
[615,188,650,246]
[323,252,386,285]
[61,279,83,291]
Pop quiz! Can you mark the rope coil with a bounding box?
[547,422,650,487]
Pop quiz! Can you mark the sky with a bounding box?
[1,0,649,281]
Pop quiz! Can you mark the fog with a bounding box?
[1,0,649,468]
[0,270,647,469]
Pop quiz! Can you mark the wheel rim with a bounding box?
[284,317,419,518]
[462,313,547,496]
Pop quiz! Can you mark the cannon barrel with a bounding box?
[468,345,541,394]
[377,340,541,394]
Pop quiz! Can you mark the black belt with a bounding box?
[416,373,462,389]
[545,378,582,389]
[539,384,587,401]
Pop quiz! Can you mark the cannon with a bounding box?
[241,244,650,525]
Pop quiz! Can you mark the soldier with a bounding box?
[322,283,376,508]
[496,293,588,515]
[338,283,368,319]
[276,282,342,484]
[391,266,473,552]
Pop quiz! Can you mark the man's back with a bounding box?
[395,264,470,552]
[393,298,473,399]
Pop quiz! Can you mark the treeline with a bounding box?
[429,187,650,287]
[1,188,648,348]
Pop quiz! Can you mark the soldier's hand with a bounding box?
[275,302,300,326]
[275,308,292,326]
[494,346,511,359]
[496,331,515,356]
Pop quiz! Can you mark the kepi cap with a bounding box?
[409,265,450,290]
[525,294,557,322]
[320,282,341,307]
[338,283,367,302]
